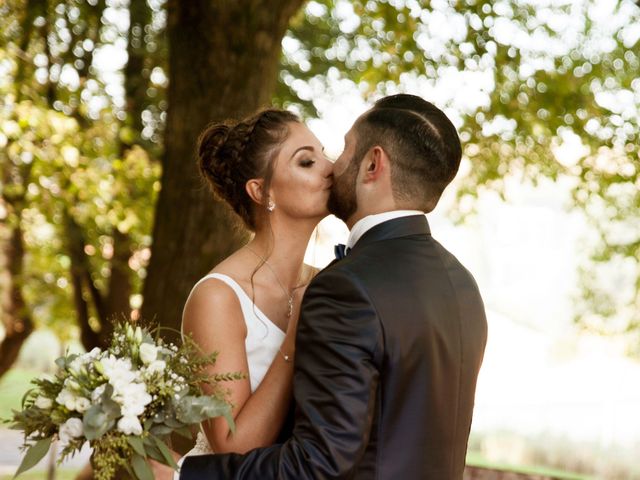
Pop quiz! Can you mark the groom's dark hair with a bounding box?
[353,94,462,212]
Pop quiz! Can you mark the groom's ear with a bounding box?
[361,146,389,184]
[246,179,266,206]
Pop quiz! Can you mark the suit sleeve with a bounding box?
[180,267,383,480]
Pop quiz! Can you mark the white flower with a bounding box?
[117,383,152,417]
[100,355,137,394]
[139,343,158,365]
[75,397,91,413]
[56,388,78,411]
[68,357,84,375]
[117,415,142,436]
[58,417,84,446]
[147,359,166,374]
[35,396,53,409]
[87,347,101,358]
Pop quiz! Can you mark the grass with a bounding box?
[466,451,594,480]
[0,368,41,422]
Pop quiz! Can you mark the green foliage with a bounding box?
[13,437,52,479]
[1,0,638,352]
[282,0,640,341]
[9,321,242,480]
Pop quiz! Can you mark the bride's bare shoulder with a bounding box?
[182,275,245,338]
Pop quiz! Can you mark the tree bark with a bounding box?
[141,0,305,341]
[0,212,34,378]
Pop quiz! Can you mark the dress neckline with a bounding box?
[200,272,286,336]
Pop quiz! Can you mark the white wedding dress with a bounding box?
[180,272,286,457]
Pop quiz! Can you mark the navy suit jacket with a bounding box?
[181,215,487,479]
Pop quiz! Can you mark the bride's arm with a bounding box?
[182,279,295,454]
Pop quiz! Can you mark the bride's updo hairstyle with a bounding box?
[197,109,300,230]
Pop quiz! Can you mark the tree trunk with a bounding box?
[141,0,305,341]
[0,215,34,378]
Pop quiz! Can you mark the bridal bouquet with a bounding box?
[10,322,240,480]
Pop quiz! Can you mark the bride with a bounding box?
[180,108,333,457]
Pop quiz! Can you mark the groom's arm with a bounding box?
[180,266,382,480]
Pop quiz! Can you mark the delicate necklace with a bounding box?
[244,245,303,318]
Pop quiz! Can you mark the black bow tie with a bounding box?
[334,243,347,260]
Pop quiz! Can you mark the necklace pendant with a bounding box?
[287,298,293,317]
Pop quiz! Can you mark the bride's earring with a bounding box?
[267,199,276,212]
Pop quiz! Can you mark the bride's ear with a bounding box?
[246,179,266,206]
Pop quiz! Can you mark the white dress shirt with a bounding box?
[346,210,424,251]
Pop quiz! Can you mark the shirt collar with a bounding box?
[346,210,424,250]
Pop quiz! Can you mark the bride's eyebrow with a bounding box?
[289,146,314,159]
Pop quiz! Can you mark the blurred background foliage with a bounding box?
[0,0,638,373]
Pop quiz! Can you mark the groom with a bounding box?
[166,94,487,479]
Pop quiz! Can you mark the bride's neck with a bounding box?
[247,219,317,286]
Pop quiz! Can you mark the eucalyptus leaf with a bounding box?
[163,417,184,429]
[83,405,113,441]
[13,437,51,478]
[143,442,164,463]
[127,436,146,457]
[174,426,193,439]
[131,453,154,480]
[223,410,236,434]
[149,424,173,436]
[151,436,179,469]
[176,396,231,424]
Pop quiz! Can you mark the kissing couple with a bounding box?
[152,94,488,479]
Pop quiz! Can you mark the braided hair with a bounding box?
[197,109,300,230]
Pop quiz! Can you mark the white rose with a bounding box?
[75,397,91,413]
[117,415,142,436]
[35,396,53,409]
[146,359,166,374]
[139,343,158,365]
[58,417,84,446]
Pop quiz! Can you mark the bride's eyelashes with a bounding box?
[298,158,315,168]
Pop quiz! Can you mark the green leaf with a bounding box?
[13,437,51,478]
[149,424,173,436]
[174,426,193,439]
[127,436,146,457]
[223,410,236,434]
[142,437,164,463]
[176,396,232,425]
[150,436,179,469]
[131,453,154,480]
[83,405,114,441]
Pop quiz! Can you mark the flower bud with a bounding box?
[94,360,105,375]
[139,343,158,365]
[134,326,143,344]
[35,396,53,410]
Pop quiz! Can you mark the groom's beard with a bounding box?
[327,158,359,222]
